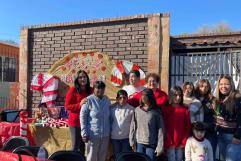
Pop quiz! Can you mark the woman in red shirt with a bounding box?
[127,73,168,108]
[65,70,92,154]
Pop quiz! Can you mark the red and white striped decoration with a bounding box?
[31,73,59,106]
[20,111,28,138]
[111,60,146,87]
[40,118,68,128]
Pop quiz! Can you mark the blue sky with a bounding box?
[1,0,241,43]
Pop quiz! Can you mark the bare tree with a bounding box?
[196,22,232,34]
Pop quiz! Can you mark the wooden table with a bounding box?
[28,124,72,155]
[0,122,71,155]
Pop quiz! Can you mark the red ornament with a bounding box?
[101,66,106,71]
[65,57,70,62]
[61,66,66,71]
[90,52,95,56]
[97,54,103,59]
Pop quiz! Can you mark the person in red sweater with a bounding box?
[127,73,168,108]
[162,86,191,161]
[65,70,92,154]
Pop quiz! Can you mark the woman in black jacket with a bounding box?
[215,75,241,161]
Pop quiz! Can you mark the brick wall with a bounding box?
[19,13,170,109]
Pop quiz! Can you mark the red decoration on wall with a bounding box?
[98,54,103,59]
[101,66,106,71]
[90,52,95,56]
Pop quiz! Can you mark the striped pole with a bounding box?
[19,111,28,137]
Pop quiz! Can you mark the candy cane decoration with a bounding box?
[111,60,146,87]
[20,111,28,138]
[31,73,59,107]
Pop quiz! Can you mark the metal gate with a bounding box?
[170,50,241,92]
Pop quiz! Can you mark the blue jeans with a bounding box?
[111,139,131,157]
[137,143,156,161]
[206,131,217,160]
[166,148,183,161]
[218,133,241,161]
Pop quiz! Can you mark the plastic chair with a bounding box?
[13,146,48,158]
[115,152,152,161]
[0,109,20,122]
[2,136,29,152]
[48,150,86,161]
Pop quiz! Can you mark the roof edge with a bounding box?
[0,41,19,48]
[172,31,241,39]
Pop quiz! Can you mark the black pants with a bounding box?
[69,126,85,155]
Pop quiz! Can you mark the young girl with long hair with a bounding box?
[183,82,203,123]
[195,79,218,159]
[129,88,164,161]
[162,86,191,161]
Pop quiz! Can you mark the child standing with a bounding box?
[110,90,134,157]
[162,86,191,161]
[185,122,213,161]
[129,88,164,161]
[182,82,203,123]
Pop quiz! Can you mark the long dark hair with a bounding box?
[195,79,212,100]
[140,88,158,110]
[74,70,92,94]
[169,86,183,105]
[182,81,195,97]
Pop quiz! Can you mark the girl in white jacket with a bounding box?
[185,122,213,161]
[183,82,203,123]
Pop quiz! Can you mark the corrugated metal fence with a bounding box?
[170,50,241,92]
[0,82,19,112]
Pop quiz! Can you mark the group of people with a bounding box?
[64,69,241,161]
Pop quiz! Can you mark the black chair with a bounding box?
[13,146,48,158]
[0,109,20,122]
[115,152,152,161]
[2,136,29,152]
[48,150,86,161]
